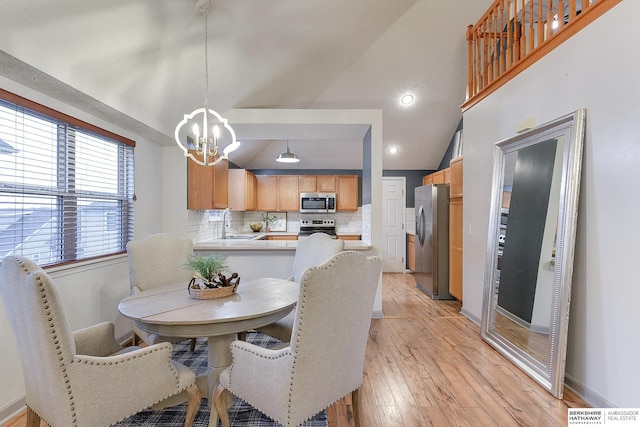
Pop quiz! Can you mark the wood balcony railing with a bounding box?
[462,0,621,110]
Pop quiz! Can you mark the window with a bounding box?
[0,90,135,267]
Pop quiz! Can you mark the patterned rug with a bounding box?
[114,332,327,426]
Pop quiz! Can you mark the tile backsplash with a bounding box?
[187,208,364,242]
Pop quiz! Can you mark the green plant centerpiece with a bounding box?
[183,253,240,299]
[261,213,278,232]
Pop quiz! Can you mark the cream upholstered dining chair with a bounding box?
[214,251,382,427]
[127,233,197,349]
[0,255,201,427]
[257,232,344,343]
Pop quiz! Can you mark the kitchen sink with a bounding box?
[218,235,256,240]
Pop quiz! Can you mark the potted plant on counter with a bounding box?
[183,253,240,299]
[261,213,278,232]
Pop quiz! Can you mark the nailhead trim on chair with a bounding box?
[29,264,80,426]
[223,251,367,426]
[13,256,189,426]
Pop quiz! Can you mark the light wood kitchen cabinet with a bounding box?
[422,167,450,186]
[449,156,463,301]
[407,234,416,271]
[267,235,298,241]
[256,175,278,211]
[450,157,463,198]
[298,176,316,192]
[431,169,445,184]
[317,175,336,192]
[228,169,257,211]
[336,175,358,211]
[337,235,360,241]
[277,175,299,211]
[449,198,463,301]
[187,157,228,210]
[257,175,299,212]
[298,175,336,193]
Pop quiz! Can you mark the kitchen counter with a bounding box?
[194,237,371,251]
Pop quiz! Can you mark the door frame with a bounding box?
[382,176,407,272]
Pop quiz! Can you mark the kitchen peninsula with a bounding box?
[194,236,372,283]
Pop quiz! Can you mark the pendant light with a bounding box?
[276,141,300,163]
[174,0,239,167]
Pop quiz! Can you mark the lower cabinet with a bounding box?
[407,234,415,271]
[449,198,463,301]
[337,235,360,241]
[267,235,298,241]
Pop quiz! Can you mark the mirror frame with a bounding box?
[480,109,586,398]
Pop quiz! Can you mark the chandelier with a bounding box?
[174,0,239,167]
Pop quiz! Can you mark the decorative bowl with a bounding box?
[250,223,263,232]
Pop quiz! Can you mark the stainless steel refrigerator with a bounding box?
[414,184,452,299]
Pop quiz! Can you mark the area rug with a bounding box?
[114,332,327,426]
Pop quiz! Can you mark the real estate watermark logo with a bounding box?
[568,409,640,425]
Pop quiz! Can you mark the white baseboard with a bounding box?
[460,307,481,326]
[371,310,385,319]
[564,374,614,408]
[0,395,26,426]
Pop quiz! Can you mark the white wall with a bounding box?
[462,1,640,407]
[0,79,166,421]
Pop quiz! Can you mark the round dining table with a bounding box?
[118,277,298,426]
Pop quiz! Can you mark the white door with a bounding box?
[382,177,406,272]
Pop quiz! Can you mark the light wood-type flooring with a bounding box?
[4,272,587,427]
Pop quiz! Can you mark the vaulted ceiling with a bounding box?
[0,0,491,170]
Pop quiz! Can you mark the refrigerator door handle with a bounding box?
[417,205,426,246]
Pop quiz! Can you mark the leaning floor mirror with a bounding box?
[481,109,586,398]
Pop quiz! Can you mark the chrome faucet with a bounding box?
[221,208,232,239]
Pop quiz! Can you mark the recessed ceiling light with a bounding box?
[400,93,415,106]
[388,146,399,154]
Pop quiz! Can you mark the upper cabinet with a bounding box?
[192,170,357,212]
[298,175,336,193]
[187,157,228,210]
[256,175,278,211]
[228,169,257,211]
[336,175,358,211]
[256,175,299,212]
[277,175,299,211]
[299,175,316,192]
[317,175,336,192]
[450,157,463,198]
[422,167,450,186]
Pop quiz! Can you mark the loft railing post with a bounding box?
[466,24,474,98]
[528,0,535,52]
[547,0,554,39]
[491,7,502,80]
[537,0,544,46]
[505,0,512,69]
[483,19,490,87]
[558,0,566,30]
[569,0,577,21]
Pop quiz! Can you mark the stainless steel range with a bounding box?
[298,218,337,239]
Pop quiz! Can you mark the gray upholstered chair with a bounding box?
[257,232,344,343]
[214,251,382,427]
[127,233,197,349]
[0,255,201,427]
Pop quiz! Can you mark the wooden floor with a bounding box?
[4,272,587,427]
[326,272,587,427]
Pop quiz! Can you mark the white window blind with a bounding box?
[0,95,134,267]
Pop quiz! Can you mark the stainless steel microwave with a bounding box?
[300,192,337,213]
